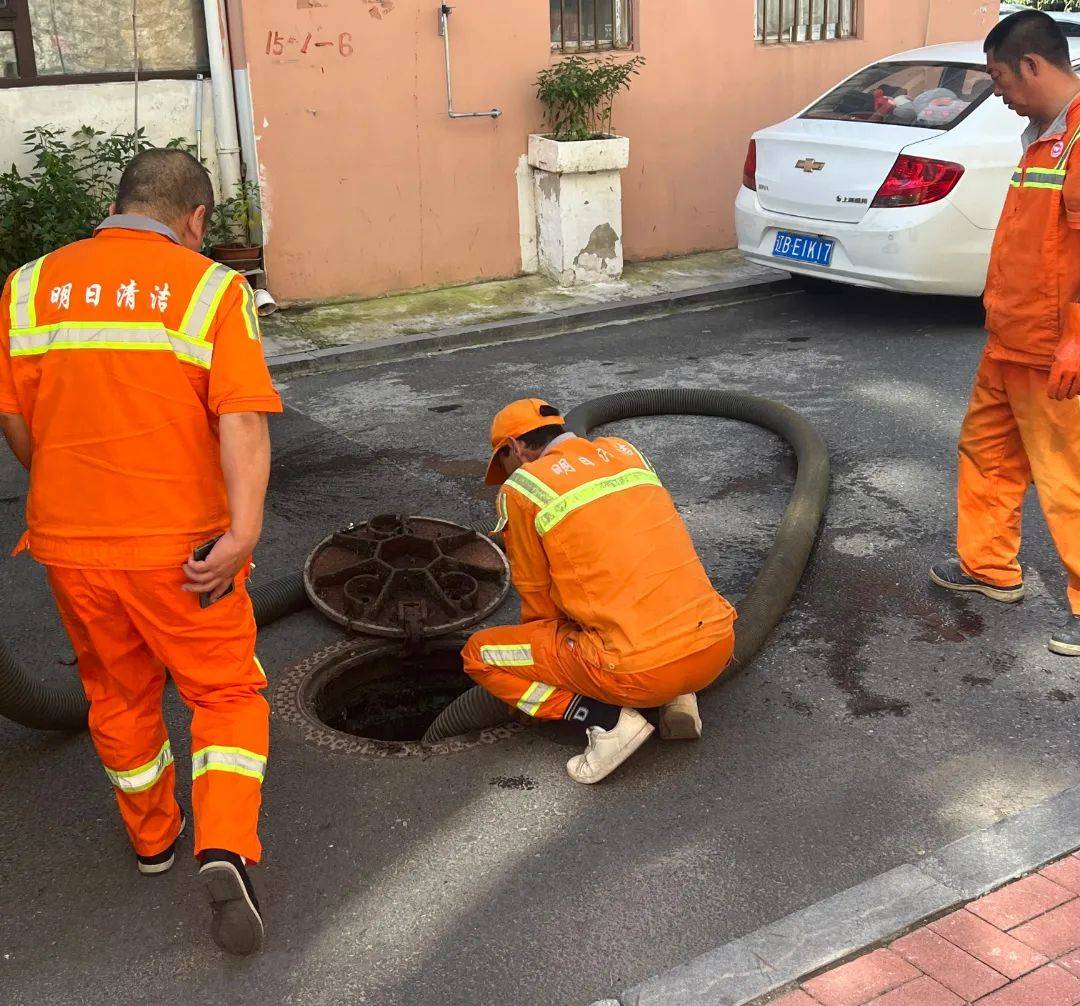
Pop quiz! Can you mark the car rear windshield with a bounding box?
[801,61,992,130]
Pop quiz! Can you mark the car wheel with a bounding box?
[795,275,840,296]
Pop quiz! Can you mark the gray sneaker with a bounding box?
[930,559,1024,603]
[1049,615,1080,657]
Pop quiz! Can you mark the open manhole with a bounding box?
[276,635,522,758]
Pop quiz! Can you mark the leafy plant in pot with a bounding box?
[207,180,262,273]
[535,53,645,142]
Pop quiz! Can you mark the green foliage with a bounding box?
[207,179,260,248]
[0,126,150,278]
[535,54,645,142]
[1009,1,1080,10]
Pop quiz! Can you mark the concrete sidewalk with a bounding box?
[766,851,1080,1006]
[261,249,782,361]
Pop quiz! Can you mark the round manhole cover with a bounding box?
[303,514,510,638]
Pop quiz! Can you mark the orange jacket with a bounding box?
[0,216,282,569]
[984,95,1080,369]
[497,433,735,673]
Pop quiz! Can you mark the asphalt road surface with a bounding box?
[2,286,1078,1006]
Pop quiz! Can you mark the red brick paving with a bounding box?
[764,851,1080,1006]
[802,949,919,1006]
[967,874,1074,930]
[928,909,1048,980]
[1009,899,1080,959]
[891,928,1008,1000]
[1040,856,1080,897]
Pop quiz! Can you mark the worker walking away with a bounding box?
[931,11,1080,656]
[462,399,736,783]
[0,150,282,954]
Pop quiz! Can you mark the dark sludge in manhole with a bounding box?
[307,640,473,743]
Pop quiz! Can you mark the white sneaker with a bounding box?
[565,708,654,784]
[659,693,702,740]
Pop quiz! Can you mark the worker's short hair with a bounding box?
[985,10,1072,72]
[115,149,215,224]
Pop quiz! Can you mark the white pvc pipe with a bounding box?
[202,0,242,197]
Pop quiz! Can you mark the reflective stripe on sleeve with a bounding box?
[239,281,261,340]
[8,323,213,369]
[10,256,46,330]
[191,745,267,783]
[493,490,509,533]
[534,467,662,536]
[179,263,235,340]
[480,643,534,667]
[104,740,174,794]
[503,469,558,509]
[1021,168,1066,190]
[516,682,556,717]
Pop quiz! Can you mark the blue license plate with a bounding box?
[771,231,835,267]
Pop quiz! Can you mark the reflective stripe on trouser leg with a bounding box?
[192,745,267,782]
[516,682,557,717]
[104,739,174,793]
[480,643,534,667]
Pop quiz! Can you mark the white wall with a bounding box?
[0,78,220,192]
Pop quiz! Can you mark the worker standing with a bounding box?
[931,10,1080,657]
[0,150,281,954]
[462,399,736,783]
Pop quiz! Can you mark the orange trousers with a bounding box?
[462,618,735,720]
[957,351,1080,615]
[47,566,268,863]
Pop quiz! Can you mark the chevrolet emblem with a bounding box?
[796,158,825,173]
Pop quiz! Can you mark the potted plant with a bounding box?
[207,179,262,273]
[528,54,644,285]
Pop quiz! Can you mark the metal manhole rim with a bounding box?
[273,635,523,759]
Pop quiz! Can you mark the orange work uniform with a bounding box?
[0,215,282,862]
[958,96,1080,614]
[463,433,736,720]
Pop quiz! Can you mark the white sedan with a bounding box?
[736,40,1080,296]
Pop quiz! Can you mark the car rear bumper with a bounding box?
[735,187,991,297]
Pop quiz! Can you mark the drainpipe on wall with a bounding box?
[202,0,243,198]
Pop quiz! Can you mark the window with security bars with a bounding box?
[550,0,632,52]
[756,0,858,45]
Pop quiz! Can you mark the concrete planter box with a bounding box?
[527,134,630,285]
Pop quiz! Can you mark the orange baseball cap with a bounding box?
[484,398,565,485]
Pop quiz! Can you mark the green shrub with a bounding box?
[535,54,645,143]
[0,126,161,278]
[207,179,260,247]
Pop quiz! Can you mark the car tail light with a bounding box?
[871,155,965,208]
[742,140,757,191]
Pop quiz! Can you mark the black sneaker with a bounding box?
[137,806,186,876]
[1049,615,1080,657]
[930,559,1024,603]
[198,849,264,955]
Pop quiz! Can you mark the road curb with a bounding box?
[594,783,1080,1006]
[266,273,794,377]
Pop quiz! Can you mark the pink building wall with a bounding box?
[240,1,999,302]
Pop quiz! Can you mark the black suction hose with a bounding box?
[0,572,312,732]
[423,388,830,744]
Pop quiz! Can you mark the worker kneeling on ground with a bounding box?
[462,399,736,784]
[0,150,281,954]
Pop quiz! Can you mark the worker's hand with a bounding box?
[181,530,253,602]
[1048,337,1080,401]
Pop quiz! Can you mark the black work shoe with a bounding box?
[1049,615,1080,657]
[198,849,264,955]
[929,559,1024,603]
[137,806,186,876]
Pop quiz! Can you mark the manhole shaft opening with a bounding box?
[300,638,474,744]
